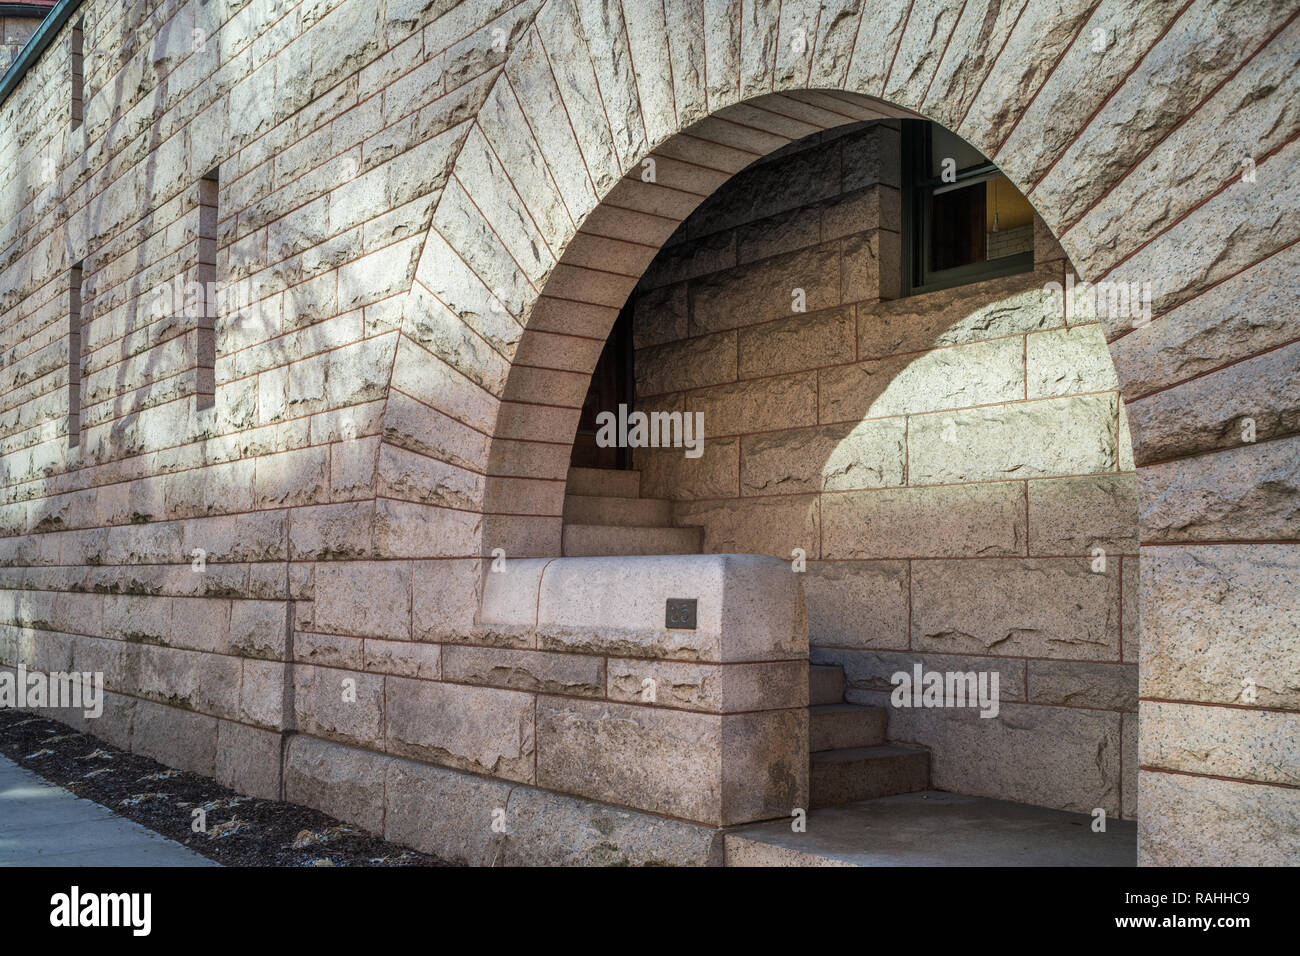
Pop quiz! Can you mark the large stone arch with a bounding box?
[380,0,1300,865]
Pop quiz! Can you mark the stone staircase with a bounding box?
[562,467,702,556]
[562,466,931,806]
[808,663,930,807]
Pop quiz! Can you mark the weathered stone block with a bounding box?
[536,696,806,826]
[294,631,364,670]
[636,330,737,396]
[536,554,807,662]
[1141,700,1300,787]
[1026,324,1118,398]
[102,594,172,646]
[605,658,806,712]
[363,639,441,679]
[684,371,818,436]
[819,336,1024,423]
[734,202,822,264]
[673,494,820,560]
[240,658,288,728]
[229,600,290,660]
[293,664,385,748]
[815,647,1027,702]
[690,243,841,335]
[1139,436,1300,542]
[911,558,1121,660]
[1127,341,1300,465]
[1026,660,1137,712]
[1027,474,1138,556]
[1110,243,1300,397]
[821,482,1026,559]
[284,734,390,834]
[383,753,515,866]
[500,783,724,866]
[909,394,1119,484]
[631,280,690,345]
[803,560,909,649]
[130,698,218,777]
[288,502,375,560]
[638,437,740,500]
[741,421,905,495]
[1139,770,1300,866]
[476,557,548,631]
[374,499,483,558]
[1140,545,1300,709]
[377,444,483,512]
[854,690,1122,816]
[313,560,411,639]
[254,445,329,508]
[215,719,283,801]
[130,643,242,721]
[857,268,1061,359]
[737,307,854,379]
[442,645,603,696]
[384,676,535,782]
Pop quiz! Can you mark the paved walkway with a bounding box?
[0,754,216,866]
[726,791,1138,866]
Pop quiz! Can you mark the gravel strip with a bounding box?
[0,708,452,867]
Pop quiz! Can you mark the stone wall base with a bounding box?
[1,678,285,801]
[5,688,726,866]
[283,734,726,866]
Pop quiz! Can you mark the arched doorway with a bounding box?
[386,0,1300,865]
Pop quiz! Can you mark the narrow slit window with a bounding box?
[70,19,84,131]
[68,262,83,447]
[196,168,218,409]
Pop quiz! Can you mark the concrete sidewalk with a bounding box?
[0,754,216,866]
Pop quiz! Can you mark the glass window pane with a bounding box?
[984,174,1035,261]
[929,180,985,271]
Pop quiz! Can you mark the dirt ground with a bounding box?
[0,708,452,867]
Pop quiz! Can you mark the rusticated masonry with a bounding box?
[0,0,1297,866]
[625,122,1139,819]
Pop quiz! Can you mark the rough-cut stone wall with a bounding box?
[0,0,523,804]
[628,122,1139,818]
[0,0,1296,865]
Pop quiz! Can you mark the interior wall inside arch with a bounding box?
[612,120,1140,819]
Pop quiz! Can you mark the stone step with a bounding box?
[725,834,859,867]
[809,703,887,752]
[563,494,673,528]
[809,745,930,808]
[561,524,702,557]
[808,664,845,706]
[566,467,641,499]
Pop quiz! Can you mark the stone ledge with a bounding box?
[479,553,808,663]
